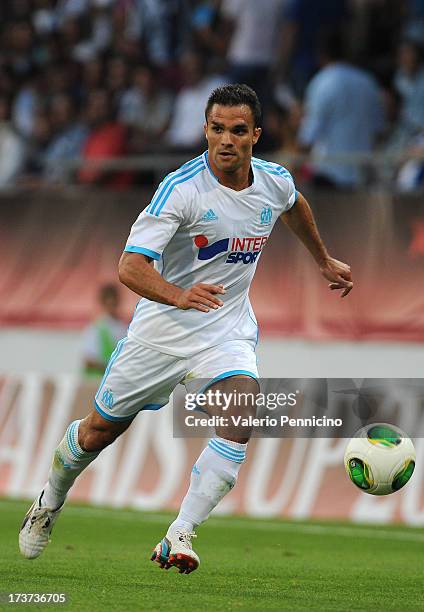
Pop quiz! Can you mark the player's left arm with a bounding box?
[280,191,353,297]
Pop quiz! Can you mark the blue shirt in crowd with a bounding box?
[299,62,385,187]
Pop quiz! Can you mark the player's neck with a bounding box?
[211,161,253,192]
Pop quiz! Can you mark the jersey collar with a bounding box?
[203,151,256,195]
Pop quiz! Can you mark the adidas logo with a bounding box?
[201,208,218,221]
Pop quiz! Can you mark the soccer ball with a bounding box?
[344,423,416,495]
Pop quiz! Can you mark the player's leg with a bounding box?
[173,373,257,525]
[19,410,132,559]
[153,340,259,574]
[20,336,184,560]
[154,375,257,573]
[44,410,132,509]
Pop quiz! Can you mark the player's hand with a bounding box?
[319,257,353,298]
[176,283,226,312]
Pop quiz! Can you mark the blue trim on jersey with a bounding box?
[94,399,137,422]
[124,245,161,260]
[252,157,292,178]
[180,154,204,169]
[146,157,204,216]
[252,164,285,178]
[204,151,219,181]
[252,164,293,183]
[154,164,205,217]
[145,154,203,214]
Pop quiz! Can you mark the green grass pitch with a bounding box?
[1,498,423,611]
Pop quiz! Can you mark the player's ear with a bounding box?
[252,127,262,145]
[204,121,208,140]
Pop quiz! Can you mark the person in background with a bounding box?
[82,283,127,378]
[119,65,173,152]
[393,40,424,144]
[78,88,133,188]
[298,31,385,189]
[191,0,227,66]
[220,0,286,108]
[259,94,301,156]
[165,51,227,151]
[43,93,88,183]
[12,69,42,139]
[24,110,52,181]
[276,0,350,96]
[0,95,26,188]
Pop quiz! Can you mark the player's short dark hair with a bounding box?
[205,84,262,128]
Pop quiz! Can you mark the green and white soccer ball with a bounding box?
[344,423,416,495]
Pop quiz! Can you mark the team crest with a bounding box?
[260,206,272,225]
[102,388,114,409]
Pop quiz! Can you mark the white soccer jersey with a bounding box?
[124,151,297,356]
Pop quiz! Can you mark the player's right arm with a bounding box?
[119,178,225,312]
[118,252,225,312]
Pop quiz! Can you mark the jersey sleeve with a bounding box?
[124,183,187,260]
[277,169,297,213]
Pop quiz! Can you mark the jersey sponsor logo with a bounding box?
[260,206,272,225]
[201,208,218,221]
[195,236,229,259]
[194,235,268,263]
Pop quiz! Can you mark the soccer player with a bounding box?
[19,84,352,573]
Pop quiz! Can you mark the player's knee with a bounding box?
[79,427,117,451]
[78,412,129,451]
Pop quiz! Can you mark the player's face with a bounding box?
[204,104,261,174]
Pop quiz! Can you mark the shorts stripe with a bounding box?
[94,399,137,422]
[198,369,258,395]
[95,337,127,402]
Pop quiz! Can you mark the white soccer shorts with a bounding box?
[94,335,258,421]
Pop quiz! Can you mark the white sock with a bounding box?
[168,436,247,534]
[41,420,100,510]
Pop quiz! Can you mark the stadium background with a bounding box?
[1,0,424,525]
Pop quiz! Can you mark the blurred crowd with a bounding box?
[1,0,424,190]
